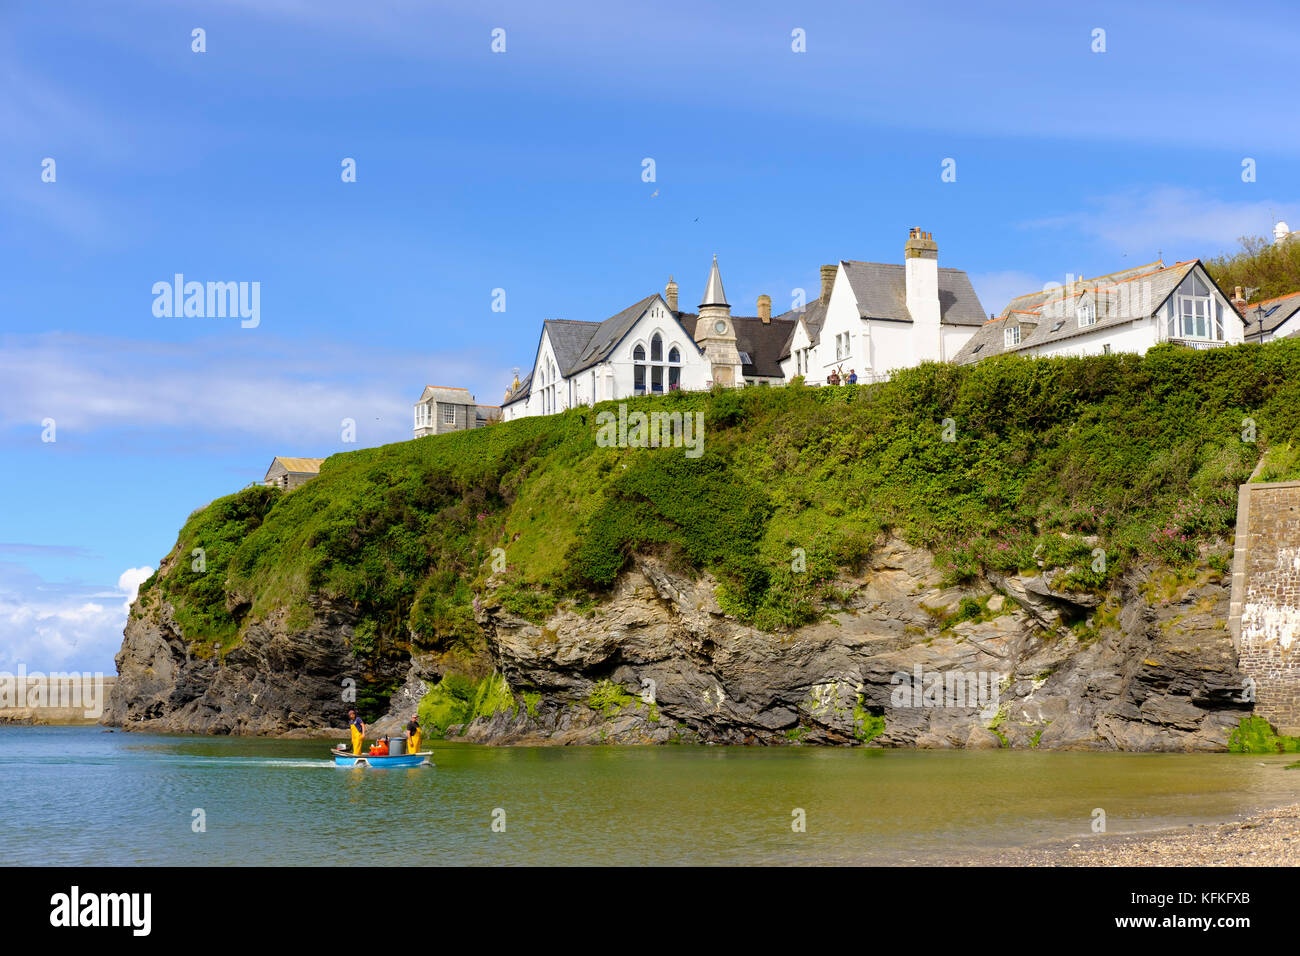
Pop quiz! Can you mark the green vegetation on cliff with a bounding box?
[140,340,1300,680]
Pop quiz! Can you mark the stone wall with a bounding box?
[0,675,116,725]
[1230,480,1300,734]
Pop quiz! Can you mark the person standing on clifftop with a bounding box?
[348,709,366,755]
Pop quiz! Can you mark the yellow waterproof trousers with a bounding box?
[409,731,421,754]
[351,726,363,755]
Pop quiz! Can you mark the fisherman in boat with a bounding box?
[404,714,421,754]
[348,709,366,755]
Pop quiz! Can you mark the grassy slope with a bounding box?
[140,340,1300,681]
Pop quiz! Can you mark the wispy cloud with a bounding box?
[0,332,499,447]
[1025,187,1292,261]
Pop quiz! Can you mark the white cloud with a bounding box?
[1025,188,1293,261]
[115,567,153,615]
[0,562,148,673]
[0,332,500,447]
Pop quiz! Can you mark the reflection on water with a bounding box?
[1,727,1296,865]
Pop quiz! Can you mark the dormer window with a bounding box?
[1170,273,1223,340]
[1004,326,1021,347]
[1077,302,1095,327]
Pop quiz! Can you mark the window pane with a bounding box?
[633,345,645,360]
[669,366,680,389]
[634,364,645,394]
[651,335,662,361]
[669,347,680,363]
[651,366,663,392]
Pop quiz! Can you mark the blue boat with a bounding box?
[331,747,432,768]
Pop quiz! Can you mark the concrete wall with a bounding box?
[1229,480,1300,734]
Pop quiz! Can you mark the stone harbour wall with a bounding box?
[1230,480,1300,735]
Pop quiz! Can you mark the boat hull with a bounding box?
[332,751,432,768]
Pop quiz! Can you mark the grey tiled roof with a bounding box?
[503,370,531,406]
[841,261,988,326]
[732,316,798,378]
[951,260,1235,364]
[1240,291,1300,339]
[543,318,604,375]
[675,312,793,378]
[568,294,666,375]
[774,298,829,359]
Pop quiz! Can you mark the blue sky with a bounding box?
[3,0,1299,672]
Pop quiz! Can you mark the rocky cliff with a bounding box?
[108,534,1251,750]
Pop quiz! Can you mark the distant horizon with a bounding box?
[4,0,1298,672]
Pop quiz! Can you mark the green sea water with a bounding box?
[3,726,1296,865]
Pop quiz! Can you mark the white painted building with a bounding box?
[502,257,796,419]
[954,259,1247,364]
[777,229,988,383]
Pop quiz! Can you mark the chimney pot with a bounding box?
[665,275,678,312]
[757,294,771,323]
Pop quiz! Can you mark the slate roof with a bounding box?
[841,261,987,326]
[676,311,797,378]
[1239,290,1300,339]
[951,260,1240,364]
[502,370,532,406]
[775,297,829,360]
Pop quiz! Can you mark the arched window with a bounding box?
[668,345,681,390]
[633,344,646,395]
[651,334,662,361]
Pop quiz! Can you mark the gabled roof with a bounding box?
[731,315,798,378]
[503,370,532,407]
[952,260,1241,364]
[841,261,987,326]
[543,318,604,375]
[566,295,662,374]
[775,298,829,359]
[417,385,476,404]
[268,456,323,475]
[1240,290,1300,338]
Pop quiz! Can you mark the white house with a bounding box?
[777,229,988,382]
[954,259,1247,364]
[1236,289,1300,344]
[502,257,797,419]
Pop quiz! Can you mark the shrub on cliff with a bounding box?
[138,339,1300,664]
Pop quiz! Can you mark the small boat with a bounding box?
[331,746,433,768]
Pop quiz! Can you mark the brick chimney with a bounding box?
[757,294,771,323]
[665,275,678,312]
[904,228,942,362]
[1231,285,1248,314]
[820,264,837,302]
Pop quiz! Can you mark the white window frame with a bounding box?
[1077,302,1095,327]
[442,404,456,425]
[1004,326,1021,347]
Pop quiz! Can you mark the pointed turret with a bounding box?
[700,254,728,308]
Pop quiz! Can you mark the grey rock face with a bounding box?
[106,536,1252,749]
